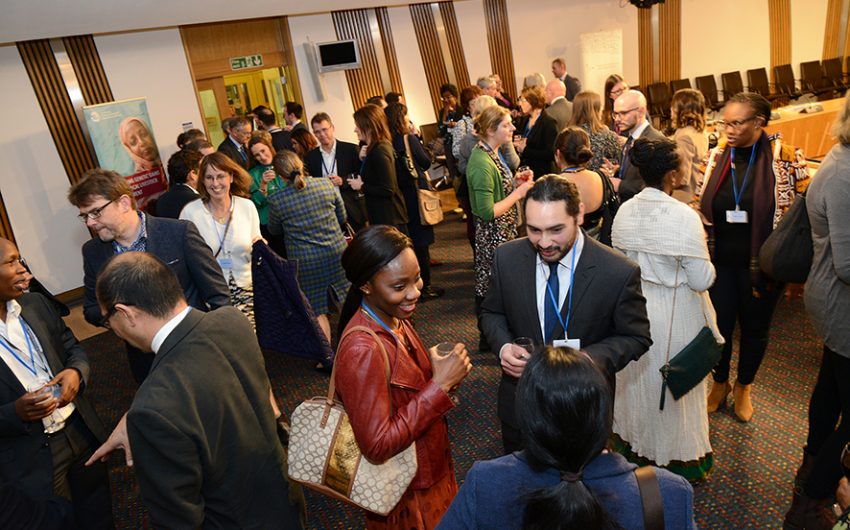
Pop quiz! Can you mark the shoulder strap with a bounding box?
[634,466,665,530]
[328,325,392,405]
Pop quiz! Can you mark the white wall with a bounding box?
[0,45,91,294]
[95,29,203,167]
[792,0,828,74]
[455,0,493,84]
[288,13,359,144]
[387,6,438,126]
[505,0,639,96]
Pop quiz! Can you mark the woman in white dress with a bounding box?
[611,137,723,483]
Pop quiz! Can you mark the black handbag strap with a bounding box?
[635,466,665,530]
[659,258,681,410]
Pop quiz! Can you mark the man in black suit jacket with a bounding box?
[216,115,253,170]
[0,238,112,528]
[95,252,303,529]
[252,105,291,152]
[552,57,582,102]
[155,149,201,219]
[481,176,651,453]
[68,168,230,383]
[304,112,369,231]
[613,89,666,202]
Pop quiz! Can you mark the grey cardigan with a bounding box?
[805,143,850,357]
[456,133,519,175]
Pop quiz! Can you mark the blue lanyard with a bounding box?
[321,152,337,176]
[0,320,38,377]
[729,146,757,210]
[481,141,511,175]
[545,245,577,339]
[522,120,531,139]
[360,303,399,343]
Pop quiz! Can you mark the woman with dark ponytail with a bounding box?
[438,347,695,529]
[335,225,472,529]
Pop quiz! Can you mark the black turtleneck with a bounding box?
[712,143,756,267]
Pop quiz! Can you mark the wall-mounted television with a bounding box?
[315,40,361,73]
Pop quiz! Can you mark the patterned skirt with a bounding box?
[473,210,518,298]
[227,273,255,330]
[364,471,458,530]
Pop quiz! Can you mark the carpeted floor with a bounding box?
[81,211,821,529]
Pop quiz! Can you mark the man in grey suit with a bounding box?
[68,168,230,383]
[481,175,651,453]
[544,79,572,132]
[94,252,303,529]
[612,89,666,202]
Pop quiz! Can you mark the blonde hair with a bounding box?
[474,105,511,138]
[197,152,251,201]
[272,150,307,190]
[470,95,497,119]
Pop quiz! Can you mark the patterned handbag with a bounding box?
[287,325,418,515]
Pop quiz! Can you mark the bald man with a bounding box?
[544,79,572,132]
[611,89,665,202]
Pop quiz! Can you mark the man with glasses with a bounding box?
[216,115,253,170]
[0,237,113,528]
[68,168,230,384]
[611,89,665,202]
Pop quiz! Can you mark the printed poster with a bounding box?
[83,98,166,209]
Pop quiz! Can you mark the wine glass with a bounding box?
[435,342,461,405]
[26,379,60,432]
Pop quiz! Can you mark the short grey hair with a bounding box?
[477,76,497,90]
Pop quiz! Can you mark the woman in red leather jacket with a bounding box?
[335,225,472,529]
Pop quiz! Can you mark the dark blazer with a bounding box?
[0,293,108,500]
[564,74,582,102]
[617,123,666,202]
[270,129,291,152]
[154,184,199,219]
[361,141,409,228]
[217,137,252,170]
[519,112,558,180]
[81,214,230,326]
[480,235,651,428]
[544,97,572,132]
[304,140,368,230]
[127,307,302,529]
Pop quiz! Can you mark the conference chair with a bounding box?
[646,82,672,129]
[799,61,835,99]
[695,75,724,111]
[822,57,849,93]
[773,64,803,100]
[720,71,745,100]
[670,78,691,94]
[746,67,785,106]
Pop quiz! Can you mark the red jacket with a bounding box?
[335,310,454,490]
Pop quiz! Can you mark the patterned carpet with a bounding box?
[81,211,821,529]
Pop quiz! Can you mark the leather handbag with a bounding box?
[403,134,444,226]
[758,193,812,283]
[658,258,722,410]
[287,325,417,516]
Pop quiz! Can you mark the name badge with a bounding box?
[217,256,233,269]
[726,209,748,224]
[553,338,581,350]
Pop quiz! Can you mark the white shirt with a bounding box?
[0,300,75,432]
[630,120,651,141]
[151,306,192,354]
[535,231,585,340]
[320,140,338,177]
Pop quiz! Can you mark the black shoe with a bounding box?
[420,286,445,302]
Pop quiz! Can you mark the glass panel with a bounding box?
[225,82,252,116]
[199,90,224,147]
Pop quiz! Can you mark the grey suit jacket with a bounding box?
[81,214,230,326]
[0,293,107,500]
[618,123,666,202]
[545,98,573,133]
[127,307,301,529]
[480,235,651,428]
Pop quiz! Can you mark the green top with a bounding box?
[249,164,286,225]
[466,146,507,221]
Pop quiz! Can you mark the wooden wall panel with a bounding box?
[376,7,404,95]
[17,40,95,186]
[637,8,653,87]
[62,35,113,105]
[0,190,16,244]
[410,4,450,117]
[769,0,792,79]
[657,0,680,83]
[483,0,517,101]
[439,2,470,87]
[181,19,289,80]
[824,0,843,59]
[333,10,385,108]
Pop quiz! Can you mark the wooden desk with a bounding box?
[764,98,844,159]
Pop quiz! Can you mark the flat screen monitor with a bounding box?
[315,40,361,73]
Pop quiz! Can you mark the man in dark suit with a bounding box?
[155,149,201,219]
[252,105,290,153]
[216,115,253,170]
[68,168,230,383]
[94,252,303,529]
[480,176,651,453]
[0,238,112,528]
[305,112,369,231]
[612,89,666,202]
[283,101,307,134]
[544,79,573,132]
[551,57,582,102]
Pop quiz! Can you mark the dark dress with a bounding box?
[361,141,408,231]
[517,112,558,179]
[392,134,435,247]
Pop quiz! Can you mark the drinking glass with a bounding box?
[434,342,461,405]
[26,379,60,432]
[513,337,535,359]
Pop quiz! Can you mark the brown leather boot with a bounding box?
[733,382,753,422]
[707,380,731,413]
[783,489,838,530]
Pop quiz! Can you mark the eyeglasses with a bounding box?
[612,107,639,119]
[716,116,758,130]
[610,87,626,98]
[100,303,132,330]
[78,197,118,222]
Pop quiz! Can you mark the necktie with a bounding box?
[238,146,247,162]
[544,262,560,344]
[620,136,634,175]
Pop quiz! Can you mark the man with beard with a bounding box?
[480,175,652,453]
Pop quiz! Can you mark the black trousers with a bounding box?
[804,345,850,499]
[413,245,432,288]
[501,421,523,455]
[709,265,783,384]
[259,224,287,259]
[48,412,114,529]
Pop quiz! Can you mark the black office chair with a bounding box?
[721,71,745,99]
[822,57,849,93]
[799,61,835,99]
[646,82,672,128]
[773,64,803,99]
[670,78,691,94]
[695,75,724,111]
[746,67,785,106]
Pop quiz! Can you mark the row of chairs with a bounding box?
[645,58,850,128]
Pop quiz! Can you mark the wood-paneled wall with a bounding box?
[637,8,653,87]
[439,2,470,87]
[769,0,792,77]
[410,4,451,117]
[823,0,844,59]
[0,189,15,243]
[376,8,404,95]
[181,19,289,80]
[333,9,389,108]
[63,36,113,105]
[482,0,517,101]
[658,0,681,83]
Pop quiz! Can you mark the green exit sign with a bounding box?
[230,55,264,71]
